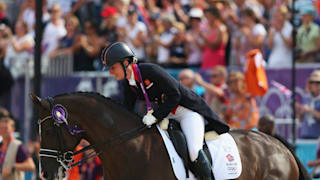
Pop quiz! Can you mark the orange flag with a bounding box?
[244,49,268,97]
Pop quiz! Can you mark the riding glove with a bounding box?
[142,113,157,127]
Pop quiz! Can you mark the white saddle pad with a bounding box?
[157,125,242,180]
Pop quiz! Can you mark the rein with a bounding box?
[39,97,148,170]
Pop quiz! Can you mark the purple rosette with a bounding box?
[52,105,68,124]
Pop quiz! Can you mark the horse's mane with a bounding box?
[54,91,142,118]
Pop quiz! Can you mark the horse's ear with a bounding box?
[29,93,41,106]
[29,93,47,109]
[29,93,50,110]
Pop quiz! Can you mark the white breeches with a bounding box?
[167,106,205,162]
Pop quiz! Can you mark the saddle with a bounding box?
[167,119,212,178]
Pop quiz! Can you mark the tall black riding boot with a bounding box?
[193,149,213,180]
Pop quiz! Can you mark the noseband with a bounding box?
[38,96,148,170]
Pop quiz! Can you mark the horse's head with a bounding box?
[30,93,83,180]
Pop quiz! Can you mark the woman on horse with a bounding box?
[101,42,229,180]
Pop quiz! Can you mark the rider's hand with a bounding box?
[142,113,157,127]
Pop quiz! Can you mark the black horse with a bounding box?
[30,92,301,180]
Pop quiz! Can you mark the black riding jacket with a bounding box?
[122,63,229,134]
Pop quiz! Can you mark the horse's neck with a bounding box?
[99,128,165,179]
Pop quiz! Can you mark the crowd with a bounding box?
[0,0,320,179]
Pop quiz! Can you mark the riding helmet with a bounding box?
[101,42,136,67]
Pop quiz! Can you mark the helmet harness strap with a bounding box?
[121,57,137,78]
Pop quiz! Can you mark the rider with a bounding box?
[101,42,229,180]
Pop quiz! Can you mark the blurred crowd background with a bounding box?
[0,0,320,179]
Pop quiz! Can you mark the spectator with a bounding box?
[67,139,85,180]
[0,24,13,110]
[178,69,205,97]
[200,7,228,70]
[42,3,67,57]
[78,140,102,180]
[100,6,119,44]
[297,6,320,63]
[0,2,10,28]
[49,15,80,58]
[186,8,204,67]
[195,65,229,119]
[259,0,277,29]
[118,5,147,62]
[156,15,176,65]
[4,21,34,80]
[258,114,294,151]
[73,20,105,71]
[145,13,161,63]
[172,0,189,24]
[114,0,130,28]
[296,70,320,139]
[145,0,161,17]
[266,5,293,68]
[17,0,50,35]
[0,116,35,180]
[234,8,267,67]
[46,0,85,18]
[50,15,80,58]
[168,22,188,66]
[307,138,320,178]
[224,71,259,130]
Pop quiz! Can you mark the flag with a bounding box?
[245,49,268,97]
[271,80,292,99]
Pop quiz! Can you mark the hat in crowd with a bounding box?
[101,6,118,18]
[309,70,320,82]
[189,8,203,19]
[128,5,138,15]
[300,6,316,16]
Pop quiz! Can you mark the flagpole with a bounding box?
[291,0,297,148]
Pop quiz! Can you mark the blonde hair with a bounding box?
[65,15,80,29]
[277,5,288,18]
[212,65,227,79]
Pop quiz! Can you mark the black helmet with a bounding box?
[101,42,136,67]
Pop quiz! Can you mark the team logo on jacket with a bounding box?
[144,79,153,89]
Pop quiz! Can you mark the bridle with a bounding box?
[38,96,147,171]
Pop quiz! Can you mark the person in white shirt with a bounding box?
[234,8,266,66]
[121,5,147,61]
[42,3,67,57]
[266,5,292,68]
[4,21,34,79]
[156,15,176,65]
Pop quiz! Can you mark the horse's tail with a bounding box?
[290,151,312,180]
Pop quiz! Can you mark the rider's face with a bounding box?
[109,62,125,80]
